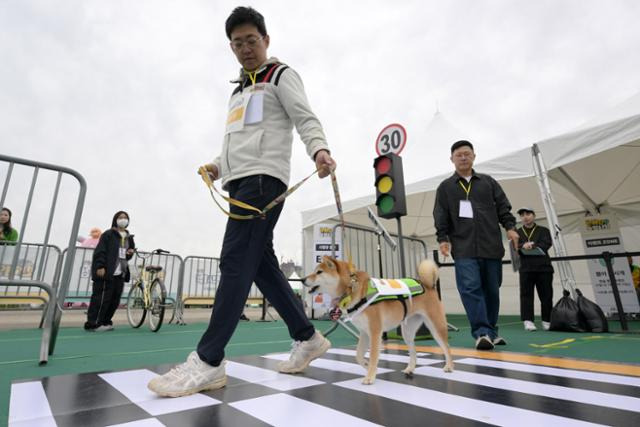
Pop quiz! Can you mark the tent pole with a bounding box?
[532,144,577,297]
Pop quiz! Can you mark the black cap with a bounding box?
[517,207,535,215]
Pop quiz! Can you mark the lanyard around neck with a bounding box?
[245,70,258,86]
[458,179,472,199]
[522,225,537,241]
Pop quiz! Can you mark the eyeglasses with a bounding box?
[230,36,264,50]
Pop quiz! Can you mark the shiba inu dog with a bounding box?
[304,256,453,384]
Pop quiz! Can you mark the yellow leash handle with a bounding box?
[198,166,262,220]
[198,166,319,221]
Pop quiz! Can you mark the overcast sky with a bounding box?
[1,0,640,264]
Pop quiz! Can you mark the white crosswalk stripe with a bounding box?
[413,365,640,412]
[99,369,220,416]
[9,382,56,427]
[455,357,640,387]
[225,360,324,390]
[335,378,606,427]
[263,353,395,375]
[230,393,383,427]
[326,348,439,365]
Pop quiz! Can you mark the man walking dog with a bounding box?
[149,7,336,397]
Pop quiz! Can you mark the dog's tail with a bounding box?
[418,259,439,289]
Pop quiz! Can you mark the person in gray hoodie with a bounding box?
[149,6,336,397]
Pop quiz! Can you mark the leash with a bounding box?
[198,166,318,220]
[329,169,356,275]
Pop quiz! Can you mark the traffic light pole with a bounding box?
[396,216,407,277]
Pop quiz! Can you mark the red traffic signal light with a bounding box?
[373,153,406,219]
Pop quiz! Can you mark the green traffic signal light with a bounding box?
[377,194,395,214]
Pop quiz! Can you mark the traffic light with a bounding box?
[374,153,406,219]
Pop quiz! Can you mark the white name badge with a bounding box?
[119,247,127,259]
[225,92,251,134]
[225,85,265,133]
[245,90,264,125]
[459,200,473,218]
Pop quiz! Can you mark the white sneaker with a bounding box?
[278,331,331,373]
[524,320,537,331]
[148,351,226,397]
[542,321,550,331]
[95,325,114,332]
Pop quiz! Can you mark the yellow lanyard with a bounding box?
[458,179,472,199]
[522,225,537,241]
[245,70,257,86]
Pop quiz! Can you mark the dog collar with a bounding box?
[338,272,360,309]
[338,294,352,309]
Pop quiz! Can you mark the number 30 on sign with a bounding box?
[375,123,407,156]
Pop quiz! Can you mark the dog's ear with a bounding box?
[322,255,337,270]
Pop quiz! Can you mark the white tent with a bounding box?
[301,93,640,314]
[288,271,303,291]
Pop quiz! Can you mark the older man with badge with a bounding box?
[433,140,519,350]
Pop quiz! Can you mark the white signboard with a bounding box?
[375,123,407,156]
[580,215,640,315]
[312,223,342,264]
[311,223,342,309]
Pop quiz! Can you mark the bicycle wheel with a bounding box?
[148,278,166,332]
[165,297,176,324]
[126,282,146,328]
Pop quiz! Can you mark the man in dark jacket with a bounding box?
[434,140,519,350]
[85,211,135,331]
[516,207,554,331]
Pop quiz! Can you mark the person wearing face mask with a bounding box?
[84,211,135,332]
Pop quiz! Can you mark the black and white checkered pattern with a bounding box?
[9,348,640,426]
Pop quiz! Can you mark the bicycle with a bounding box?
[126,249,170,332]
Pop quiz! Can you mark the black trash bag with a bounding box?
[576,288,609,333]
[550,290,587,332]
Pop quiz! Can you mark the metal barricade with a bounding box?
[181,255,221,305]
[0,243,62,302]
[0,154,86,364]
[0,243,62,328]
[180,255,264,321]
[60,246,94,305]
[331,223,427,278]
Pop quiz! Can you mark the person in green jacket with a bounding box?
[0,208,18,243]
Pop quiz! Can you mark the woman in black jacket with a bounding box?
[84,211,135,331]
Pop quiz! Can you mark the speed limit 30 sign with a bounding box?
[375,123,407,156]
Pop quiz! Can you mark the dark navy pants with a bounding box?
[454,258,502,339]
[197,175,315,366]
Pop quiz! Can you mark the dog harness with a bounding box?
[340,278,425,321]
